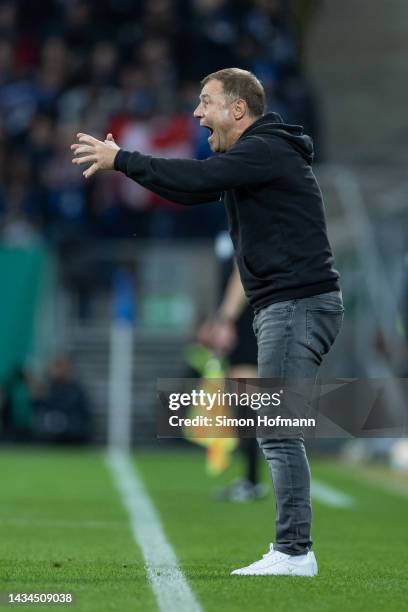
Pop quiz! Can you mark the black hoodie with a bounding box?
[114,112,340,311]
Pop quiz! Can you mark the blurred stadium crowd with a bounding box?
[0,0,321,246]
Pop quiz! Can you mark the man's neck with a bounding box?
[228,115,259,149]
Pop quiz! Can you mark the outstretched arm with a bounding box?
[113,135,275,193]
[71,133,222,205]
[72,130,278,194]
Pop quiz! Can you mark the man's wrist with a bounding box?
[215,312,236,325]
[114,149,131,173]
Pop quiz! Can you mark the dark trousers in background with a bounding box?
[253,291,344,555]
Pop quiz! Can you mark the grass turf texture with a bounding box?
[1,448,408,611]
[0,449,155,611]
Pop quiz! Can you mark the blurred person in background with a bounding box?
[32,353,92,444]
[0,367,32,441]
[1,151,44,246]
[197,239,267,502]
[43,123,89,245]
[71,66,342,577]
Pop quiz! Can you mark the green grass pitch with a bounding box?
[1,447,408,611]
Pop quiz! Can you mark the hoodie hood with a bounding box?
[240,112,314,165]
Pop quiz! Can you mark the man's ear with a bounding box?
[233,99,247,120]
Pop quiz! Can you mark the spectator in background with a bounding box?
[36,37,68,111]
[33,353,92,444]
[0,1,17,38]
[181,0,241,80]
[1,151,44,246]
[58,40,121,134]
[0,38,14,85]
[26,112,55,174]
[0,367,32,441]
[43,123,89,245]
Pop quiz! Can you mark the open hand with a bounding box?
[71,132,120,179]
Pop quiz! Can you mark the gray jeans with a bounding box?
[253,291,344,555]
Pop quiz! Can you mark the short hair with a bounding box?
[201,68,265,118]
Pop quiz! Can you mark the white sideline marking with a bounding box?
[311,479,354,508]
[106,450,202,612]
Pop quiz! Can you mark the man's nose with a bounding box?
[193,105,202,118]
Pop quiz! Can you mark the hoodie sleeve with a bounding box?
[141,182,221,205]
[114,136,282,197]
[114,151,221,205]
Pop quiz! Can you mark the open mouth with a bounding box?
[204,126,214,142]
[202,125,214,136]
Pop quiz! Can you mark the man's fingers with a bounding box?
[72,144,94,155]
[83,162,99,179]
[104,133,117,147]
[77,133,99,145]
[73,154,97,165]
[71,132,115,177]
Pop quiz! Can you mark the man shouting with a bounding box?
[71,68,343,577]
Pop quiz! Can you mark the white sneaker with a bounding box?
[231,543,318,576]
